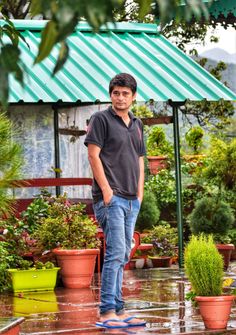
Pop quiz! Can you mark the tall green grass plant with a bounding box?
[184,234,224,296]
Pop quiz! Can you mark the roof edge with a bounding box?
[0,19,159,33]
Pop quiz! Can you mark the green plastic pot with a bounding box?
[8,268,60,292]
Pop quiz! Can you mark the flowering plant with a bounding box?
[33,194,101,250]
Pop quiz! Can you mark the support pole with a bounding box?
[170,101,184,269]
[53,106,61,196]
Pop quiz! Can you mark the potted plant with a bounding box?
[184,234,234,330]
[131,103,153,119]
[141,223,178,267]
[182,126,206,173]
[33,194,101,288]
[0,217,59,293]
[184,126,204,155]
[131,101,173,125]
[8,260,59,293]
[189,197,234,269]
[146,126,173,174]
[228,229,236,260]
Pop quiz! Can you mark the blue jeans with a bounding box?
[93,195,141,315]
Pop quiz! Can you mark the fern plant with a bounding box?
[0,112,23,215]
[184,234,224,296]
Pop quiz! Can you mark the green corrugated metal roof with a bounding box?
[4,20,236,103]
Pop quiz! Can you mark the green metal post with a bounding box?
[53,106,61,196]
[171,102,184,269]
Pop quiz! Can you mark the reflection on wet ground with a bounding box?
[1,265,236,334]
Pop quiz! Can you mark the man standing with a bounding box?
[85,73,146,329]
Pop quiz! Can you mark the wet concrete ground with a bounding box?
[1,265,236,335]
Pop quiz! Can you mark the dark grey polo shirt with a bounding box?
[84,106,146,202]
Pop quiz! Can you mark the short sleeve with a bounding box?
[84,114,106,148]
[139,120,146,156]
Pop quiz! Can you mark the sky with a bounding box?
[197,25,236,55]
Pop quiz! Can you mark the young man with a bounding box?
[84,73,146,329]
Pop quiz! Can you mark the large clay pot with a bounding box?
[53,249,99,289]
[147,156,168,174]
[216,244,235,270]
[195,295,234,329]
[148,256,172,268]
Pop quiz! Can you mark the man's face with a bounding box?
[110,86,136,112]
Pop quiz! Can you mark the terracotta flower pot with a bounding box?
[216,244,235,270]
[195,295,234,329]
[148,256,172,268]
[147,156,168,174]
[53,249,99,289]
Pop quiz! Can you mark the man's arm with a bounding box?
[87,143,113,205]
[137,156,144,203]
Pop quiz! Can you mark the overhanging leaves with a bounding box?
[34,20,58,64]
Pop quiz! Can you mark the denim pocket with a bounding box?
[104,195,115,207]
[93,200,107,228]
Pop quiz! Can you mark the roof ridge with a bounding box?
[0,19,158,33]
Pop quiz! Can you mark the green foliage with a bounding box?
[131,103,153,118]
[163,20,210,54]
[184,234,224,296]
[227,229,236,246]
[34,194,101,250]
[141,223,178,256]
[145,170,176,209]
[34,261,54,270]
[21,197,49,233]
[0,112,23,215]
[185,126,204,154]
[146,126,173,157]
[136,190,160,232]
[189,197,234,240]
[202,137,236,190]
[0,241,13,291]
[0,18,26,104]
[180,97,234,130]
[0,216,31,262]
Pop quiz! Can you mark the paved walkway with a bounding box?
[1,265,236,335]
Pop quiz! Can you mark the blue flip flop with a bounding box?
[121,315,146,327]
[95,318,129,329]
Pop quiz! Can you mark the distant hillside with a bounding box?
[196,50,236,94]
[200,48,236,64]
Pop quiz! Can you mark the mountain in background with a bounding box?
[195,48,236,93]
[200,48,236,64]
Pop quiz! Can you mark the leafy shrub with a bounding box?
[189,197,234,239]
[202,137,236,190]
[21,197,49,233]
[34,194,101,250]
[141,223,178,256]
[185,126,204,154]
[184,234,224,296]
[146,126,173,157]
[131,103,153,118]
[136,190,160,231]
[145,170,176,209]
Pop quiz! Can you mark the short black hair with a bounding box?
[109,73,137,95]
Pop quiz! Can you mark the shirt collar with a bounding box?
[109,106,137,120]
